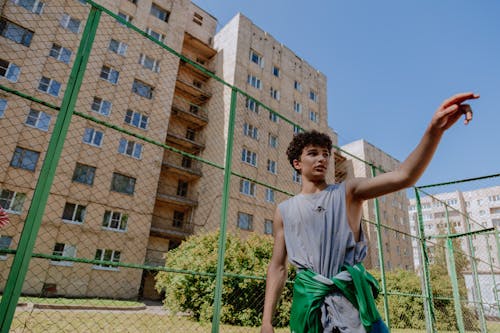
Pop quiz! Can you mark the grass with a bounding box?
[7,309,500,333]
[18,296,143,307]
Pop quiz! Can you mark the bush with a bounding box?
[155,231,294,327]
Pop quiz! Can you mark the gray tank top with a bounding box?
[278,182,367,278]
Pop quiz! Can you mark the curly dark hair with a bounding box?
[286,130,332,171]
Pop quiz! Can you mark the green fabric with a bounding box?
[289,263,382,333]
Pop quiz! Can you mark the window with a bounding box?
[294,80,302,92]
[493,218,500,227]
[13,0,45,14]
[177,180,188,197]
[51,243,76,265]
[309,110,318,123]
[108,39,128,56]
[293,125,301,134]
[247,75,262,89]
[94,249,121,269]
[0,189,26,213]
[91,97,111,116]
[49,44,72,64]
[132,79,154,99]
[124,109,148,129]
[193,12,203,26]
[10,146,39,171]
[181,156,192,168]
[145,28,165,43]
[264,219,273,235]
[265,188,275,203]
[173,211,184,228]
[241,148,257,166]
[118,138,143,159]
[0,236,13,259]
[239,179,256,197]
[243,123,259,139]
[237,212,253,230]
[0,98,6,117]
[0,59,20,82]
[25,109,51,131]
[268,133,277,148]
[267,159,277,174]
[150,3,170,22]
[489,195,500,202]
[249,49,263,67]
[118,12,132,24]
[293,169,301,184]
[100,65,119,84]
[272,65,280,77]
[269,110,278,123]
[186,128,196,141]
[139,54,160,72]
[60,14,81,33]
[102,210,128,231]
[293,101,302,113]
[62,202,86,224]
[38,76,61,97]
[245,97,259,113]
[111,172,136,195]
[0,18,34,46]
[491,207,500,215]
[72,163,96,185]
[82,128,104,147]
[270,87,280,100]
[309,90,318,102]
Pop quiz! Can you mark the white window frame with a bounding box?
[268,133,277,148]
[132,79,154,99]
[0,189,26,214]
[267,159,277,174]
[249,49,264,68]
[62,202,86,224]
[265,188,275,203]
[102,210,128,232]
[118,138,143,159]
[108,39,128,56]
[247,75,262,89]
[139,54,160,73]
[241,148,257,166]
[118,12,132,24]
[0,59,21,82]
[93,249,121,271]
[150,3,170,22]
[309,90,318,102]
[82,127,104,147]
[239,179,256,197]
[243,123,258,140]
[0,18,33,47]
[237,212,253,231]
[124,109,149,130]
[270,87,280,100]
[60,13,81,33]
[293,125,301,134]
[264,219,273,235]
[13,0,44,14]
[269,111,279,123]
[91,97,112,116]
[100,65,120,84]
[293,101,302,113]
[272,65,280,77]
[49,43,72,64]
[145,28,165,43]
[245,97,259,113]
[25,109,51,131]
[309,110,318,123]
[0,235,13,260]
[51,243,76,266]
[0,98,7,117]
[294,80,302,92]
[11,146,39,171]
[38,76,61,97]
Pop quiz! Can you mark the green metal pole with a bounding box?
[370,165,390,330]
[211,88,238,333]
[0,7,101,333]
[464,216,487,332]
[414,188,436,333]
[444,206,465,333]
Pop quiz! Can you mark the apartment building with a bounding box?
[0,1,334,300]
[408,186,500,272]
[340,139,414,271]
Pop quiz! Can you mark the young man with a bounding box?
[261,92,479,333]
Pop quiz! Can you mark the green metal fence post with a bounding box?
[464,215,487,332]
[0,7,101,333]
[444,206,465,333]
[485,233,500,318]
[211,88,238,333]
[414,188,436,333]
[370,165,390,329]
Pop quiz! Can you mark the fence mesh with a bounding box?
[0,0,499,332]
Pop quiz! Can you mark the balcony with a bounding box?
[166,129,205,153]
[156,187,198,207]
[175,77,212,105]
[149,215,193,239]
[182,32,217,62]
[144,248,166,267]
[162,151,202,180]
[171,101,208,127]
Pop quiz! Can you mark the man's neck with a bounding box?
[300,180,328,195]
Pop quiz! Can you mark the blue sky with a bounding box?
[194,0,499,190]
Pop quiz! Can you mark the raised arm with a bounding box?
[261,208,288,333]
[347,92,479,202]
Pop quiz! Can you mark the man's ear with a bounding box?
[292,159,301,171]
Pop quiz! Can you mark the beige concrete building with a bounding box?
[408,185,500,273]
[0,1,334,300]
[340,139,414,271]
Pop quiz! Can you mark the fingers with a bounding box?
[460,104,473,125]
[441,92,480,109]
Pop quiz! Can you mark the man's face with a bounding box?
[293,145,330,180]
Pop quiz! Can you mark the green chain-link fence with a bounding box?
[0,0,499,332]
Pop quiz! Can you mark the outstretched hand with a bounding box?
[430,92,479,132]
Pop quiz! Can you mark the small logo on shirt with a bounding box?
[315,206,326,212]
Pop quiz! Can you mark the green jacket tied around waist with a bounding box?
[289,263,388,333]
